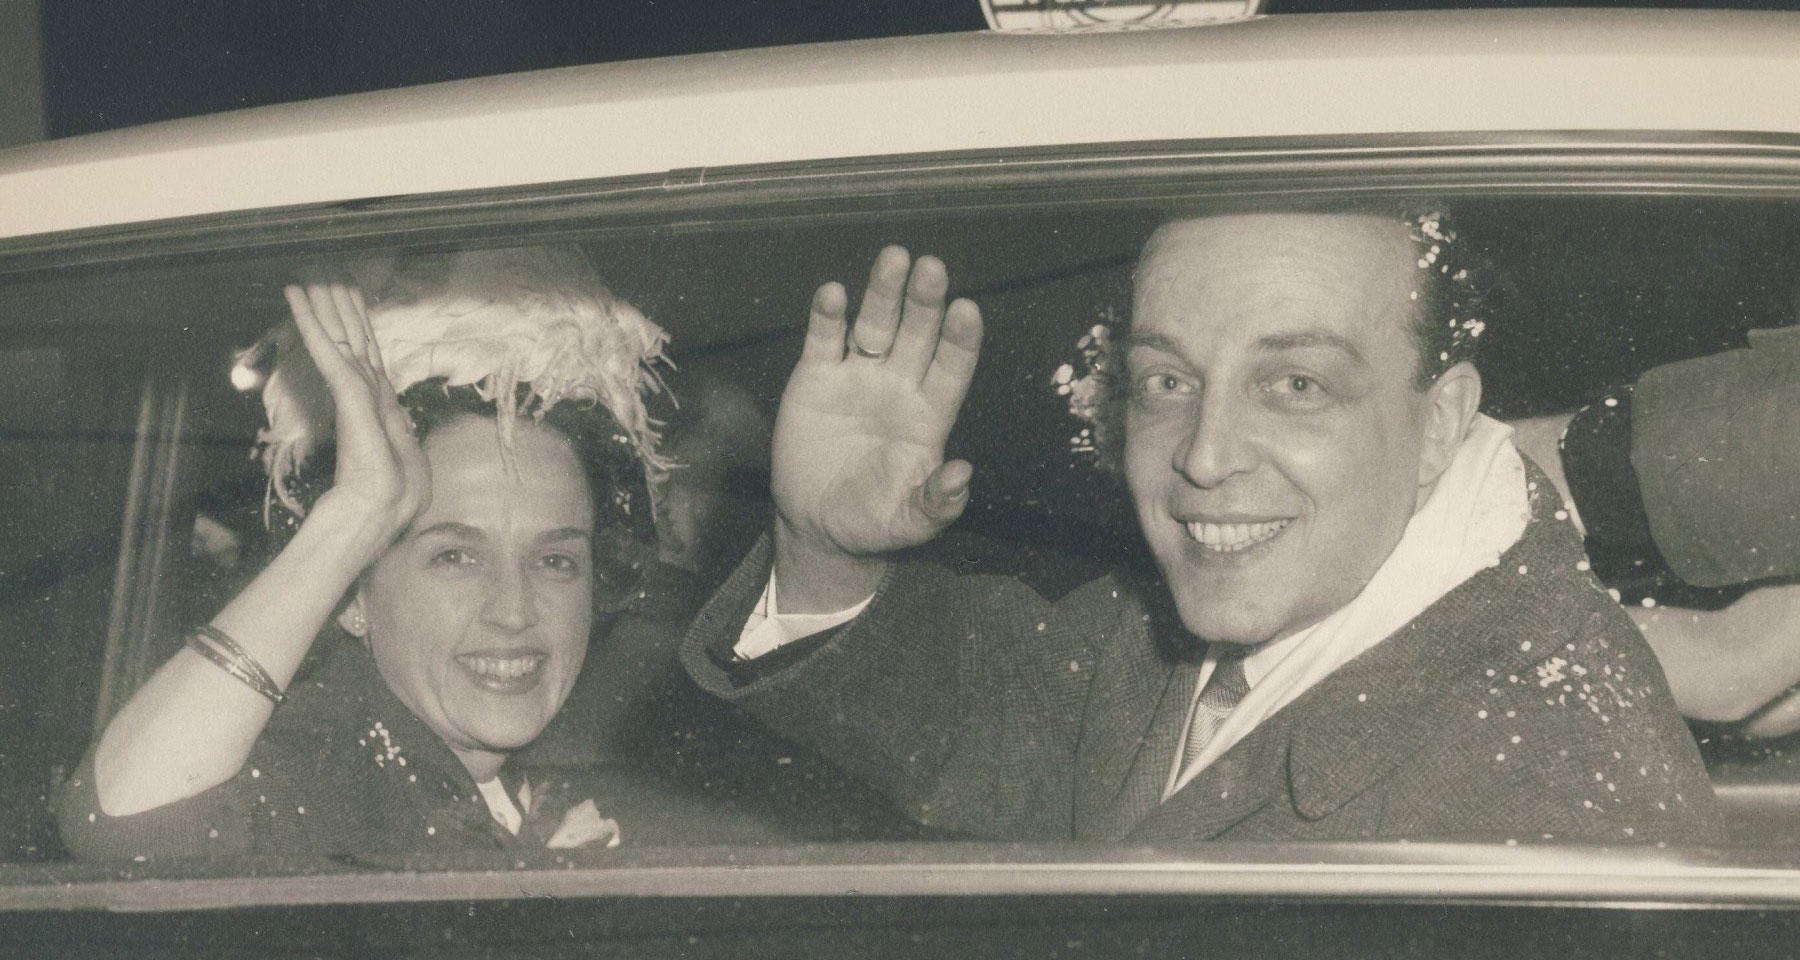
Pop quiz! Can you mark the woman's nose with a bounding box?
[480,566,539,633]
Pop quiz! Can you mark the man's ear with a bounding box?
[337,592,370,640]
[1418,360,1482,488]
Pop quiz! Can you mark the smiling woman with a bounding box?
[349,395,601,784]
[49,247,793,858]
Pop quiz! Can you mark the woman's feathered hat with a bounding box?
[244,245,672,518]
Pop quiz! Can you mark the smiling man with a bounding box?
[682,207,1723,845]
[1125,214,1475,649]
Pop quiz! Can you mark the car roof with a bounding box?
[4,7,1800,244]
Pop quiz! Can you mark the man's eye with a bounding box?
[1134,371,1194,400]
[1264,373,1331,407]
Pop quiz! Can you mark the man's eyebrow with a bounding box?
[1256,330,1367,365]
[1124,332,1187,356]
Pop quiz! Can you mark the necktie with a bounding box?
[1180,653,1250,776]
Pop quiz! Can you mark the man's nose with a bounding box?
[1172,392,1256,488]
[481,565,539,634]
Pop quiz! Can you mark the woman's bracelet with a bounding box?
[186,624,286,705]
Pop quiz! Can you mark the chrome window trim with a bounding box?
[5,130,1800,278]
[5,842,1800,913]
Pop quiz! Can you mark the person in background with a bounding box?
[1518,322,1800,739]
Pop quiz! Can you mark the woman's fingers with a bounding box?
[287,281,386,385]
[285,285,352,383]
[286,282,388,443]
[847,245,911,359]
[371,365,430,517]
[887,255,949,378]
[304,283,352,350]
[327,283,371,364]
[348,286,385,373]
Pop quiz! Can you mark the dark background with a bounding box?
[40,0,1800,138]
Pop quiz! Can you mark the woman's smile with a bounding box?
[455,649,550,693]
[360,415,596,759]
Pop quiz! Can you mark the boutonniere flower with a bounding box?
[546,799,621,849]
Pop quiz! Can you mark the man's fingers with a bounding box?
[800,282,849,365]
[920,297,983,414]
[887,255,949,377]
[848,245,911,359]
[916,459,973,527]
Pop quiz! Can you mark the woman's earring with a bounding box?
[350,613,367,637]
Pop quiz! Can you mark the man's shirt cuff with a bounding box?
[732,571,873,660]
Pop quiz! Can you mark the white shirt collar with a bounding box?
[1165,416,1530,800]
[475,775,531,836]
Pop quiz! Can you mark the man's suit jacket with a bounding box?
[682,477,1723,846]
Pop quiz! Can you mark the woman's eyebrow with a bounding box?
[409,521,484,541]
[538,527,592,545]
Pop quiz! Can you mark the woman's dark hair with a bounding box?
[275,377,658,612]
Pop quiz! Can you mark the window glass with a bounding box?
[5,194,1800,879]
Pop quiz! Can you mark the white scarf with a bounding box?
[1166,414,1531,798]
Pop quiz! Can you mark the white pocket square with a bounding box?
[546,799,621,849]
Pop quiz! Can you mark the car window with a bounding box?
[4,184,1800,893]
[0,335,153,861]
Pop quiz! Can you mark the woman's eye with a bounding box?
[539,553,585,578]
[427,547,476,568]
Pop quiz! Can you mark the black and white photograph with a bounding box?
[6,0,1800,955]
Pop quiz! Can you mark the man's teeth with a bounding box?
[459,655,544,679]
[1185,519,1290,552]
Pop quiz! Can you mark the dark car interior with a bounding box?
[3,194,1800,868]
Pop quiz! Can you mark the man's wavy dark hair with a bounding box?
[1079,201,1495,473]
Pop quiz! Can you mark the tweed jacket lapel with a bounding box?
[1279,475,1586,823]
[1125,472,1582,841]
[1073,641,1200,840]
[1122,584,1520,844]
[1127,711,1289,843]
